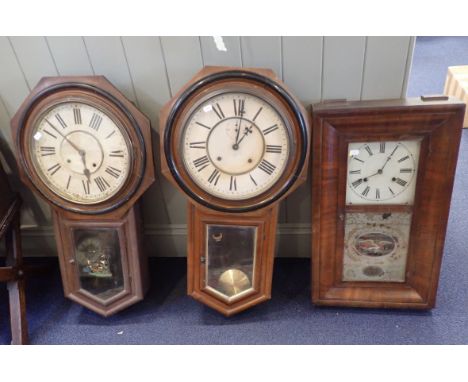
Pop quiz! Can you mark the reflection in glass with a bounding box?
[73,229,124,300]
[205,225,256,301]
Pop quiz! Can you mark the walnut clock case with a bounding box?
[11,76,155,316]
[160,66,310,316]
[311,97,465,309]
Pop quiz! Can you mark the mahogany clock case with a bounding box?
[160,66,311,316]
[311,97,465,309]
[10,76,155,316]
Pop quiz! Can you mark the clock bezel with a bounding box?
[162,68,309,213]
[12,79,148,215]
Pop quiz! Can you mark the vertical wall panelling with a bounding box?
[160,37,204,95]
[82,37,138,103]
[121,36,180,226]
[361,37,412,100]
[282,36,323,225]
[200,36,242,67]
[9,37,59,88]
[240,37,282,78]
[322,36,367,101]
[46,37,94,76]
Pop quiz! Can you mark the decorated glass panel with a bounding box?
[205,225,256,301]
[73,228,124,300]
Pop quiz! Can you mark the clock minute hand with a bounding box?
[45,119,83,155]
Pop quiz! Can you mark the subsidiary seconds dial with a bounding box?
[346,140,421,205]
[182,92,290,200]
[30,102,132,204]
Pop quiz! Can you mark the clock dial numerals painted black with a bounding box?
[182,91,290,200]
[346,140,420,204]
[30,102,132,204]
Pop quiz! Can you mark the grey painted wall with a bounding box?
[0,36,415,257]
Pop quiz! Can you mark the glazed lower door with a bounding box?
[188,203,278,316]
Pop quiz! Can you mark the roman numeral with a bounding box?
[353,157,364,163]
[380,142,385,153]
[258,159,276,175]
[250,174,257,186]
[207,169,220,185]
[349,169,361,174]
[105,166,121,179]
[252,107,263,121]
[105,131,116,139]
[352,179,363,188]
[375,188,380,199]
[364,145,373,156]
[362,186,370,197]
[189,141,206,149]
[262,124,279,136]
[94,176,110,192]
[47,163,61,176]
[398,155,409,163]
[109,150,124,158]
[195,121,211,130]
[400,168,413,173]
[82,180,90,195]
[89,113,102,131]
[266,145,282,154]
[229,176,237,191]
[212,103,225,120]
[55,113,67,128]
[40,146,56,156]
[233,99,245,117]
[73,108,82,124]
[395,178,407,186]
[388,186,395,195]
[43,129,57,139]
[193,155,210,171]
[66,175,71,190]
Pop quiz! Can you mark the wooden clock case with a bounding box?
[11,76,155,316]
[160,66,311,316]
[311,97,465,309]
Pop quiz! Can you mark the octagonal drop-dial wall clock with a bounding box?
[160,66,310,316]
[11,76,155,316]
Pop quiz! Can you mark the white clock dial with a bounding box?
[30,102,132,204]
[346,140,421,205]
[181,92,290,200]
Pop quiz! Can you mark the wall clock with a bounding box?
[11,76,155,316]
[160,66,310,316]
[311,96,465,309]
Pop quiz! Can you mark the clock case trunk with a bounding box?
[53,204,149,317]
[311,97,465,309]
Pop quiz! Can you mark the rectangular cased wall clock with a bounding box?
[311,97,465,309]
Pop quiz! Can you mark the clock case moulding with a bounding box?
[11,76,155,316]
[160,66,311,316]
[311,97,465,309]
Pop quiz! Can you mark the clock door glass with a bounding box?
[181,92,290,200]
[343,212,411,282]
[346,140,421,205]
[73,229,124,300]
[30,102,132,204]
[205,225,256,301]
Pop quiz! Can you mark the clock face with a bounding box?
[346,140,421,205]
[181,92,290,200]
[29,101,132,204]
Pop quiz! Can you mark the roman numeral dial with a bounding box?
[346,140,421,204]
[30,101,132,204]
[182,91,290,200]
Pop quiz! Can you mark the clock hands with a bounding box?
[236,124,254,147]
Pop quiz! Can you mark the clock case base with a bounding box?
[187,203,278,316]
[311,97,465,309]
[53,204,149,317]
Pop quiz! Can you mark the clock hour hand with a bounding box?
[235,124,254,147]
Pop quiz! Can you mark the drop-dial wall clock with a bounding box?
[11,76,155,316]
[311,97,465,309]
[161,66,310,316]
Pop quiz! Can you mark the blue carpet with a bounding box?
[1,37,468,344]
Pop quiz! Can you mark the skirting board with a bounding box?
[0,223,311,258]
